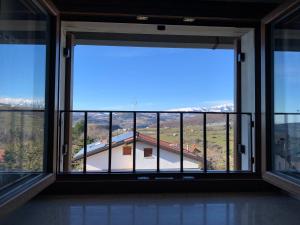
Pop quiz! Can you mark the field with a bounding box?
[138,123,235,170]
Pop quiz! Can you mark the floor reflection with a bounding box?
[1,193,300,225]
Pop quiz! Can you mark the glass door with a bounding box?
[0,0,57,216]
[262,1,300,193]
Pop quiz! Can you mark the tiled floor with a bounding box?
[1,192,300,225]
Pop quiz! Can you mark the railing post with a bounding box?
[180,113,184,173]
[157,112,160,172]
[83,112,88,173]
[108,112,112,173]
[226,113,230,172]
[58,111,62,173]
[249,114,254,172]
[203,113,207,172]
[133,112,136,172]
[63,111,72,172]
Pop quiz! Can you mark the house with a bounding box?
[74,131,202,171]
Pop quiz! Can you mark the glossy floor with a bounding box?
[1,192,300,225]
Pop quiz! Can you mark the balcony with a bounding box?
[59,111,254,176]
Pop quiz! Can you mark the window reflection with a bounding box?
[273,10,300,178]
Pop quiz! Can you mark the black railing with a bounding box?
[59,110,254,174]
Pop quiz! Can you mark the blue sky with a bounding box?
[2,44,300,113]
[73,45,234,110]
[0,44,46,100]
[274,51,300,113]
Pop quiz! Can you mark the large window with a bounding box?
[60,26,255,173]
[272,9,300,179]
[0,0,49,192]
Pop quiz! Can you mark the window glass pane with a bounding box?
[111,113,133,172]
[230,114,252,172]
[0,0,49,191]
[71,33,237,173]
[87,113,109,172]
[207,114,226,171]
[73,45,234,111]
[272,10,300,179]
[70,112,84,172]
[183,113,204,171]
[136,113,157,171]
[160,113,180,171]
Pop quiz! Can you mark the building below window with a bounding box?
[73,132,203,171]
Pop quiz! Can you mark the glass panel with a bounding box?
[71,25,237,174]
[207,114,226,171]
[73,45,234,112]
[272,10,300,179]
[160,113,180,171]
[70,112,84,172]
[183,113,204,171]
[111,113,133,172]
[72,37,235,174]
[0,0,49,191]
[86,113,109,172]
[229,114,236,171]
[0,111,45,190]
[228,114,252,172]
[136,113,157,171]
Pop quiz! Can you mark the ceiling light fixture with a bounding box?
[136,16,149,21]
[183,17,196,22]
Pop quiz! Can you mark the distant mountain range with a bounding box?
[0,98,234,129]
[167,103,234,112]
[0,97,44,109]
[0,97,234,113]
[82,104,235,129]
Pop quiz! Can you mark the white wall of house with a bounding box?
[86,141,200,171]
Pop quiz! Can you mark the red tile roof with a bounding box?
[74,132,202,162]
[137,133,202,161]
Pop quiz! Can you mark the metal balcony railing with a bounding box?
[59,110,254,174]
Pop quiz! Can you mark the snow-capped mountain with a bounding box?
[168,103,234,112]
[0,97,45,109]
[208,103,234,112]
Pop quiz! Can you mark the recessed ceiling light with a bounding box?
[136,16,149,21]
[183,17,195,22]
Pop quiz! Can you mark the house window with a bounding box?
[123,146,132,155]
[144,148,153,157]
